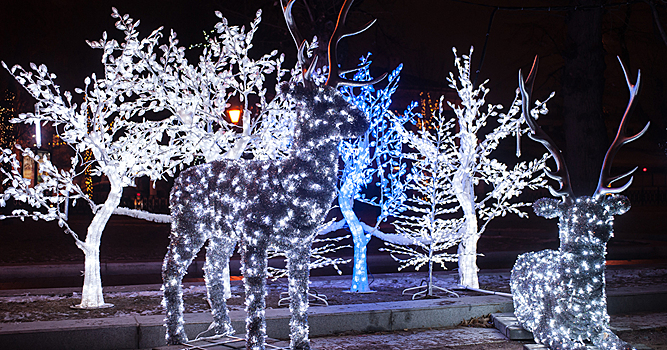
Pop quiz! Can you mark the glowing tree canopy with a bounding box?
[0,12,182,308]
[387,48,549,290]
[162,1,385,349]
[0,7,289,309]
[510,57,649,350]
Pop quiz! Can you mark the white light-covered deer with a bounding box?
[510,57,649,350]
[162,1,384,349]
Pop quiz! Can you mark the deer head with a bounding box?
[281,0,386,146]
[519,57,649,245]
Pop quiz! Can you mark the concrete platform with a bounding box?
[523,344,653,350]
[0,295,513,350]
[1,268,666,350]
[491,313,533,340]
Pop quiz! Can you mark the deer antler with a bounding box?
[519,56,574,204]
[594,57,650,196]
[281,0,318,81]
[325,0,387,87]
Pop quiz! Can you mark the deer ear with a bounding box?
[601,194,631,215]
[533,198,562,219]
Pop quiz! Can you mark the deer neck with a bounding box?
[291,138,339,166]
[557,220,608,295]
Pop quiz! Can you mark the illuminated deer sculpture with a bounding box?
[510,57,649,350]
[162,1,383,349]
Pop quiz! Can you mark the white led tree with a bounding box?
[386,48,550,290]
[133,8,293,164]
[0,63,177,308]
[381,97,464,298]
[0,8,289,309]
[445,48,549,289]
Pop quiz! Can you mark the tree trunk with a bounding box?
[427,246,434,296]
[562,0,607,196]
[454,170,479,288]
[339,189,373,293]
[75,175,122,308]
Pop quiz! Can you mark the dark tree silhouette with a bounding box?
[562,0,609,196]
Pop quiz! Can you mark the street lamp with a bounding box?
[228,109,241,124]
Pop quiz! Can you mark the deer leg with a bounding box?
[591,328,633,350]
[532,325,587,350]
[241,236,268,350]
[162,225,207,344]
[204,235,237,337]
[287,244,312,350]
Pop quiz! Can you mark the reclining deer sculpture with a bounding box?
[162,1,384,349]
[510,57,649,350]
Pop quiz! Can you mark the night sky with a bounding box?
[1,0,666,167]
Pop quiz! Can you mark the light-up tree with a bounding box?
[0,61,178,308]
[135,8,293,165]
[0,8,288,308]
[381,97,464,298]
[333,56,414,293]
[445,48,550,289]
[267,233,351,281]
[384,48,550,290]
[268,234,351,307]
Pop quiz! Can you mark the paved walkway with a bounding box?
[152,311,667,350]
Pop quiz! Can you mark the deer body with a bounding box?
[512,195,631,350]
[509,57,647,350]
[162,2,383,348]
[163,83,367,350]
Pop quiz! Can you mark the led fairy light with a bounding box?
[510,57,649,350]
[35,122,41,148]
[162,1,385,348]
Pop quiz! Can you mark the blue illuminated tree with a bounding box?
[332,55,414,293]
